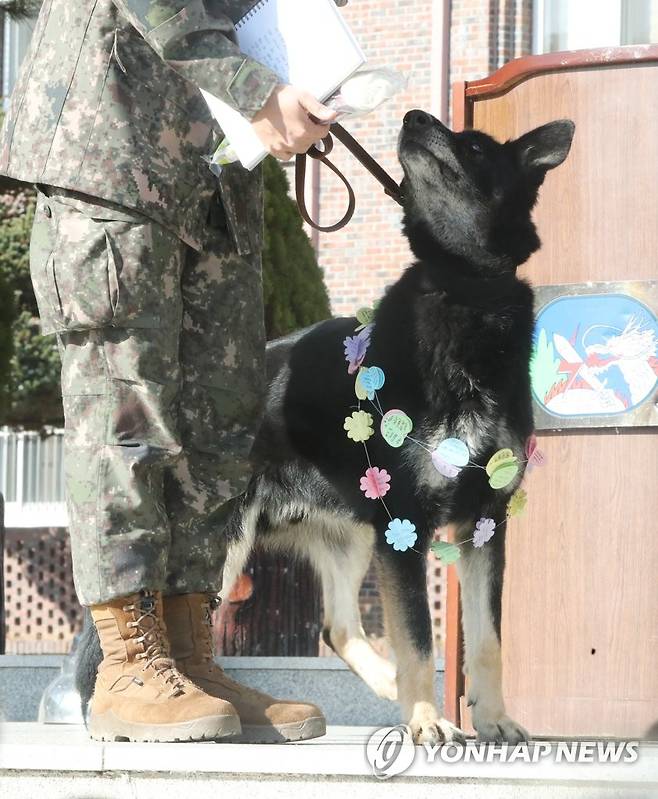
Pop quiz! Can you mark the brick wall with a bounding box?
[449,0,497,84]
[315,0,436,317]
[450,0,533,88]
[315,0,533,315]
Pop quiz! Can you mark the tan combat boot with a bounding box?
[164,592,327,743]
[89,590,241,742]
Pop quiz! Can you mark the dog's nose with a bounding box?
[404,110,432,130]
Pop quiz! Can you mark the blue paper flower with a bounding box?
[359,366,386,399]
[385,518,417,552]
[473,517,496,548]
[344,325,372,374]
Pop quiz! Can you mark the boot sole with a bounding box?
[89,710,241,743]
[234,716,326,743]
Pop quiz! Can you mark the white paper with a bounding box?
[202,0,366,170]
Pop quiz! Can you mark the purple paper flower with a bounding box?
[473,517,496,548]
[385,518,417,552]
[431,450,461,479]
[344,325,372,374]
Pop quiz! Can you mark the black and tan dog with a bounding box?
[220,110,574,744]
[77,111,574,744]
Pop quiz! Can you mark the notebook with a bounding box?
[200,0,366,169]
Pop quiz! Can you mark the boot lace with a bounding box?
[124,593,187,697]
[200,595,221,664]
[199,595,267,701]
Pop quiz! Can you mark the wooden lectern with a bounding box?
[447,45,658,739]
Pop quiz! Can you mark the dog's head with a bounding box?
[398,110,575,272]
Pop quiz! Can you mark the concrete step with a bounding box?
[0,723,656,798]
[0,655,434,726]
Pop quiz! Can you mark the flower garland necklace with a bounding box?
[342,304,545,565]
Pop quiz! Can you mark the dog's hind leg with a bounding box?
[377,541,464,745]
[455,516,529,743]
[307,524,398,701]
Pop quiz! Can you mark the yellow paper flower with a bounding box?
[344,410,374,442]
[507,488,528,517]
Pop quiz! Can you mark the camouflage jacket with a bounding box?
[0,0,285,254]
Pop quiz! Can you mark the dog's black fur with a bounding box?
[76,111,574,743]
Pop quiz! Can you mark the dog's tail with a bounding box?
[74,608,102,725]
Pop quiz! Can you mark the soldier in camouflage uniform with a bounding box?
[0,0,344,743]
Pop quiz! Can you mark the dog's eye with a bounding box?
[469,141,483,154]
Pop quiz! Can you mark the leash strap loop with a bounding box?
[295,122,402,233]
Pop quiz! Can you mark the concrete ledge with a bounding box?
[0,724,655,799]
[0,655,444,727]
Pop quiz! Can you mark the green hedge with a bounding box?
[0,269,14,419]
[0,1,42,20]
[262,157,330,338]
[0,186,64,425]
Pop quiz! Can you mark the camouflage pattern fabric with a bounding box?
[1,0,346,253]
[30,187,265,604]
[0,0,280,255]
[3,0,348,604]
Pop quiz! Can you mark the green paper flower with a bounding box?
[430,541,462,565]
[507,488,528,517]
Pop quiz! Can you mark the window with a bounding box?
[533,0,658,54]
[1,11,37,109]
[0,428,68,528]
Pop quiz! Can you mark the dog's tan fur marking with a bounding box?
[222,510,398,700]
[377,556,462,744]
[456,528,528,742]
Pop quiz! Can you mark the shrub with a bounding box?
[261,158,331,339]
[0,269,14,419]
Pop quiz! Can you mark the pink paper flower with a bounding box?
[360,467,391,499]
[527,447,546,471]
[525,433,546,472]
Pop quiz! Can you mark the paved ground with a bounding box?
[0,723,656,798]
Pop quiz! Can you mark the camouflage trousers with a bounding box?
[29,186,266,605]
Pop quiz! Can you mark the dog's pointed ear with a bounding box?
[514,120,575,178]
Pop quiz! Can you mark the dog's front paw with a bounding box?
[474,713,529,744]
[409,713,466,746]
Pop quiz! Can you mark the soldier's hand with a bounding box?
[251,84,337,161]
